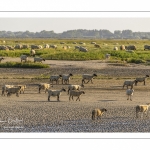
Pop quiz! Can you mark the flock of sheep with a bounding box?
[1,70,150,121]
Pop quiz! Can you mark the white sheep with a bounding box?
[92,108,107,120]
[7,86,22,97]
[135,75,149,86]
[30,49,36,57]
[136,103,150,118]
[82,73,97,84]
[20,55,28,62]
[38,83,52,93]
[0,57,4,62]
[62,73,73,84]
[67,84,84,94]
[50,75,62,84]
[126,88,134,101]
[34,57,45,63]
[123,80,136,89]
[69,90,85,101]
[48,87,66,101]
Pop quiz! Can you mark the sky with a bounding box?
[0,18,150,33]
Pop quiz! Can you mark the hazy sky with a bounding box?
[1,18,150,33]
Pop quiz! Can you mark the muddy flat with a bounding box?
[1,58,150,132]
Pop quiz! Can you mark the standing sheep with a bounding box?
[92,108,107,120]
[2,84,15,96]
[48,88,66,101]
[7,86,22,97]
[34,57,45,63]
[136,103,150,118]
[69,90,85,101]
[0,57,4,63]
[30,49,36,57]
[38,83,52,93]
[20,55,28,62]
[123,80,136,89]
[62,73,73,84]
[135,75,149,86]
[67,84,84,94]
[50,75,62,85]
[82,73,97,84]
[105,53,110,59]
[126,88,134,101]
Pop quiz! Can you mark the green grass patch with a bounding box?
[0,61,49,68]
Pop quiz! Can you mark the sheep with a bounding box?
[17,85,26,94]
[120,45,126,50]
[79,46,88,52]
[48,87,66,101]
[50,45,57,49]
[2,84,15,96]
[50,75,62,84]
[75,46,80,50]
[82,73,97,84]
[0,57,4,62]
[30,49,36,57]
[69,90,85,101]
[7,86,22,97]
[105,53,110,59]
[126,88,134,101]
[123,80,136,89]
[113,47,118,50]
[92,108,107,120]
[20,55,28,62]
[61,73,73,84]
[135,75,149,86]
[38,83,52,93]
[91,42,96,44]
[34,57,45,63]
[94,44,101,48]
[67,84,84,94]
[136,103,150,118]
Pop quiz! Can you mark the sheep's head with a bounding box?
[93,73,97,77]
[43,59,45,61]
[146,75,149,77]
[82,91,85,94]
[102,108,107,112]
[59,75,62,77]
[69,73,73,76]
[62,88,66,92]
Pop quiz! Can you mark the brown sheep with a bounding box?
[92,108,107,120]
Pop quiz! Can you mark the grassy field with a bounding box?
[1,38,150,63]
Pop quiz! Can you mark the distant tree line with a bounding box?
[0,29,150,39]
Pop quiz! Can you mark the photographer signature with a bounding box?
[0,118,23,124]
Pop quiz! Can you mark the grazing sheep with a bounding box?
[105,53,110,59]
[94,44,101,48]
[91,42,96,44]
[7,86,21,97]
[135,75,149,86]
[62,73,73,84]
[79,46,88,52]
[44,44,49,49]
[126,88,134,101]
[82,73,97,84]
[92,108,107,120]
[69,90,85,101]
[113,47,118,50]
[20,55,28,62]
[144,45,150,50]
[30,49,36,57]
[0,57,4,62]
[75,46,80,50]
[126,45,136,50]
[60,42,65,44]
[7,46,15,50]
[48,88,66,101]
[34,57,45,63]
[136,103,150,118]
[67,84,84,94]
[50,75,62,84]
[50,45,57,49]
[73,42,77,44]
[38,83,52,93]
[120,45,126,50]
[123,80,136,89]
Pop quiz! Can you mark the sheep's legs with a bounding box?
[57,96,60,101]
[76,97,80,101]
[48,96,50,101]
[39,88,41,93]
